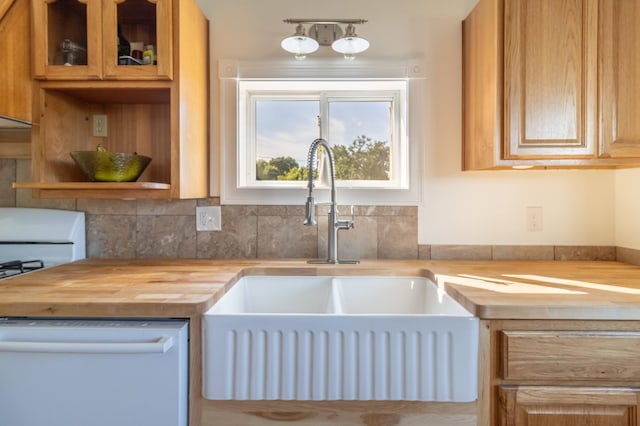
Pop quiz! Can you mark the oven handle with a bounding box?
[0,336,174,354]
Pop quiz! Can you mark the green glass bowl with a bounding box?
[70,151,152,182]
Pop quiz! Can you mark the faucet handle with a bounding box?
[336,205,355,230]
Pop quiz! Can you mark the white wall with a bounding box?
[197,0,617,247]
[417,7,615,245]
[616,169,640,250]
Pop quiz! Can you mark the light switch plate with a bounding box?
[196,206,221,231]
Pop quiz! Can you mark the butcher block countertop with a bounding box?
[2,258,640,320]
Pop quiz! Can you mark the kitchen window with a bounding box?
[238,80,406,189]
[217,60,424,205]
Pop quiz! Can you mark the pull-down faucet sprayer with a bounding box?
[304,138,358,264]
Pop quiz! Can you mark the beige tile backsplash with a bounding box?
[0,158,628,262]
[0,159,16,207]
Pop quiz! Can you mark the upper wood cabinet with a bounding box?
[0,0,32,122]
[32,0,172,81]
[462,0,640,169]
[14,0,209,199]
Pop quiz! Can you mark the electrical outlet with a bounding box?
[196,206,221,231]
[93,115,108,137]
[526,206,543,232]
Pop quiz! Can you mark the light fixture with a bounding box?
[331,23,370,60]
[281,19,369,60]
[280,23,320,60]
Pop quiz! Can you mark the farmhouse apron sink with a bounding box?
[202,276,478,402]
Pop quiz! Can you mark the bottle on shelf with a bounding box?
[117,24,131,64]
[142,44,155,65]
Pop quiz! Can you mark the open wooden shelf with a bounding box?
[12,181,172,199]
[13,182,170,190]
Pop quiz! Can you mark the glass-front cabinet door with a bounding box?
[32,0,102,79]
[31,0,172,80]
[102,0,173,80]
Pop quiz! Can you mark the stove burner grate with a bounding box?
[0,260,45,279]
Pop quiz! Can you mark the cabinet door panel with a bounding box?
[462,0,501,170]
[32,0,102,79]
[599,0,640,158]
[0,0,31,121]
[102,0,173,80]
[504,0,597,158]
[500,330,640,381]
[499,386,640,426]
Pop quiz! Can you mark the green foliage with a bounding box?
[333,135,390,180]
[278,166,309,181]
[255,136,390,181]
[256,156,300,181]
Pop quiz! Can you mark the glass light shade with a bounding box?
[331,36,369,55]
[281,24,319,60]
[331,24,369,58]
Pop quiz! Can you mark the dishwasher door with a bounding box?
[0,318,188,426]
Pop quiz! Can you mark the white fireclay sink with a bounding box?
[202,276,478,402]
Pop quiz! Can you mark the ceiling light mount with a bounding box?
[281,19,369,60]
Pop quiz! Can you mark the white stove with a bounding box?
[0,208,86,279]
[0,210,189,426]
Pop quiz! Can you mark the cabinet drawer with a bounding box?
[500,331,640,381]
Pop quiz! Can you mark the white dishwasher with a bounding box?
[0,318,189,426]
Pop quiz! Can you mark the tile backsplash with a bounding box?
[2,159,420,259]
[82,200,419,260]
[0,158,627,262]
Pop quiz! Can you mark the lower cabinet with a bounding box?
[498,386,640,426]
[490,321,640,426]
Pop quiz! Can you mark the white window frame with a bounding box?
[238,81,407,189]
[217,59,425,205]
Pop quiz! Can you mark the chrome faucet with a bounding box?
[303,138,359,264]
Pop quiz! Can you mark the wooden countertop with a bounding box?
[2,258,640,320]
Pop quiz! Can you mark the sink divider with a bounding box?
[329,278,344,314]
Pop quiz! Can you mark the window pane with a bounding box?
[329,101,391,181]
[255,100,319,181]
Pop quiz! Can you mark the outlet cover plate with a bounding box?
[526,206,543,232]
[93,114,108,137]
[196,206,221,231]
